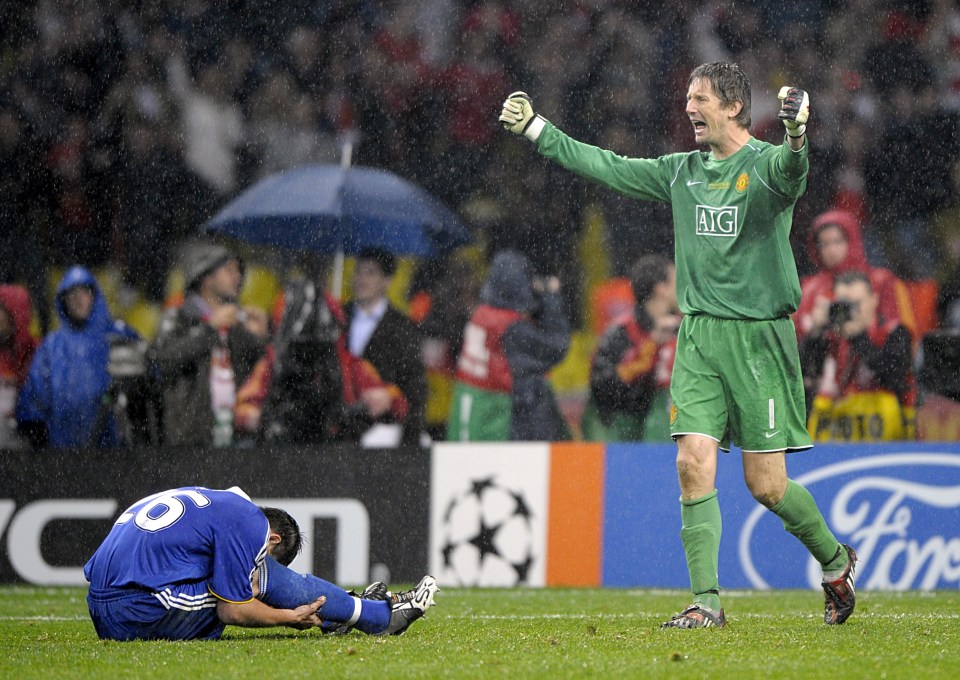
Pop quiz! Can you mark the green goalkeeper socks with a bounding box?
[770,479,842,566]
[680,490,722,611]
[679,482,843,611]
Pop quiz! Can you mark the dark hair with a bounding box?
[260,506,302,566]
[835,270,873,291]
[688,62,751,129]
[356,247,396,277]
[629,255,673,304]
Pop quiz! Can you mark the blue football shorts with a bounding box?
[87,581,225,641]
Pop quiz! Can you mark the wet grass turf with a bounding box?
[1,586,956,679]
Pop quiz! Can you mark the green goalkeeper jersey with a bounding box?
[537,124,808,320]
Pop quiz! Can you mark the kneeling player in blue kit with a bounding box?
[84,486,437,640]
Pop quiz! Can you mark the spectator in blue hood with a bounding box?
[16,266,139,448]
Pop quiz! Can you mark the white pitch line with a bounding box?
[0,615,88,621]
[438,612,960,621]
[3,611,957,623]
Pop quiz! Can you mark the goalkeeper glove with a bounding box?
[777,86,809,138]
[499,91,546,142]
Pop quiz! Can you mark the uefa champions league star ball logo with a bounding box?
[440,477,536,586]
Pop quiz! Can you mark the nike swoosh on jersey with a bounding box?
[764,430,781,438]
[686,180,704,186]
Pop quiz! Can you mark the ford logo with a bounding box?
[738,453,960,590]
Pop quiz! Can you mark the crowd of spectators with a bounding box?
[2,0,960,448]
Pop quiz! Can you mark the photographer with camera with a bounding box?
[447,249,571,442]
[800,270,916,441]
[153,243,267,448]
[234,261,411,446]
[796,210,915,341]
[582,254,681,442]
[17,267,141,448]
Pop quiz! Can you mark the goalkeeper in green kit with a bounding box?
[499,62,856,629]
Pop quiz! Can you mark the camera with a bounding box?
[828,300,856,327]
[107,335,150,379]
[99,335,160,447]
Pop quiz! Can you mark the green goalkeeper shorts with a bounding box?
[669,314,812,453]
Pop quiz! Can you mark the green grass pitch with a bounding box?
[1,586,956,679]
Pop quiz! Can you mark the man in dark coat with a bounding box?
[152,243,266,447]
[345,248,427,445]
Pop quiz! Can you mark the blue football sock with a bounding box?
[258,556,389,633]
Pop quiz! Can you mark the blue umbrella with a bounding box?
[204,164,471,257]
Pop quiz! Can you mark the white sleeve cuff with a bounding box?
[524,116,547,142]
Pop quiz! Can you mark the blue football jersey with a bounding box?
[84,486,271,604]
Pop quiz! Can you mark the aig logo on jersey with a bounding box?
[695,205,739,237]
